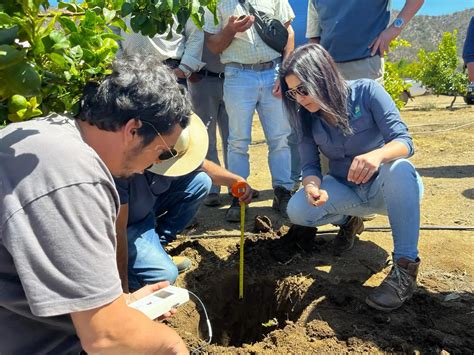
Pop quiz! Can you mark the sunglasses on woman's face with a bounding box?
[141,120,178,161]
[285,84,309,101]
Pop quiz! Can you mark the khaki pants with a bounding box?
[336,55,384,83]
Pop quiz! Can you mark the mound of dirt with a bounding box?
[167,229,474,353]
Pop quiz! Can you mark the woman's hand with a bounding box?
[305,183,328,207]
[348,151,383,184]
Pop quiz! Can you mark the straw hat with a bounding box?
[147,113,209,177]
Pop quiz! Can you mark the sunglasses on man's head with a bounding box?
[140,120,178,161]
[285,84,309,101]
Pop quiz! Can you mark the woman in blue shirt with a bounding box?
[279,44,424,311]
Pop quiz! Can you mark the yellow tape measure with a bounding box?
[231,181,247,299]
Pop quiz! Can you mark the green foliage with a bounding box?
[384,39,412,109]
[0,0,216,124]
[412,30,468,109]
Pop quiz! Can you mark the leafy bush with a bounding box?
[384,39,412,109]
[412,30,467,109]
[0,0,216,125]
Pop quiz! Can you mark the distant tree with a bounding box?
[413,30,468,109]
[384,39,412,109]
[0,0,216,125]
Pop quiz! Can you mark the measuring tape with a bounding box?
[231,181,247,299]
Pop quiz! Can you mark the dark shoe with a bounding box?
[172,256,192,274]
[204,193,221,207]
[184,216,199,229]
[272,186,292,218]
[333,216,364,255]
[251,189,260,199]
[366,257,420,311]
[225,197,247,222]
[292,180,301,193]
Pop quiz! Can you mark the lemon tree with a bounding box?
[0,0,217,125]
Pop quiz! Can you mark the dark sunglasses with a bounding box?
[141,120,178,161]
[285,84,309,101]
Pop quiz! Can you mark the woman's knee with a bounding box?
[380,159,417,182]
[379,159,423,199]
[287,191,315,226]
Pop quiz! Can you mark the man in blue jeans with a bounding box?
[115,115,253,291]
[204,0,296,221]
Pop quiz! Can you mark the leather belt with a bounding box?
[226,58,281,71]
[198,69,225,78]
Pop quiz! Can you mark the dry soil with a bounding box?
[167,95,474,353]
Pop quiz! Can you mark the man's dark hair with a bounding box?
[78,55,190,146]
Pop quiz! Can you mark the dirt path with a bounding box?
[168,95,474,353]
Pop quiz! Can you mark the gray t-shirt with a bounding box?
[0,114,122,354]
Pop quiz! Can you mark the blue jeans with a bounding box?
[223,64,293,190]
[287,160,424,261]
[127,172,211,290]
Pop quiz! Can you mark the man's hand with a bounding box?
[128,281,177,320]
[225,15,255,35]
[272,78,282,98]
[347,151,383,184]
[231,180,253,204]
[369,26,402,57]
[304,184,328,207]
[174,68,187,79]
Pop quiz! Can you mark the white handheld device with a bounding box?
[128,285,190,320]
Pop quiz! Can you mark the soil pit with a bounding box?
[168,229,474,353]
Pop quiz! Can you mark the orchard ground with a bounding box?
[167,94,473,353]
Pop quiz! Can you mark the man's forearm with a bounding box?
[205,29,236,54]
[72,296,188,354]
[116,204,129,292]
[202,159,242,187]
[283,23,294,60]
[397,0,424,26]
[308,37,320,44]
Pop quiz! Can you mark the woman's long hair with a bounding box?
[280,44,352,135]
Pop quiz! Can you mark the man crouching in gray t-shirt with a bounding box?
[0,55,191,354]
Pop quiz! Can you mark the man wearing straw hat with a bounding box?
[115,113,253,292]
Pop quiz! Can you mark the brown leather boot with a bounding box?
[333,216,364,255]
[366,257,420,311]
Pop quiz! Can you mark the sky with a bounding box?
[392,0,474,16]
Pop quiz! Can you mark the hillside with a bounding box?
[389,8,474,62]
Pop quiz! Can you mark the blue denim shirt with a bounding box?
[298,79,414,184]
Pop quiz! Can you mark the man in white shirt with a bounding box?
[119,17,205,84]
[204,0,296,221]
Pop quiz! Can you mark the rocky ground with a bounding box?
[167,95,474,353]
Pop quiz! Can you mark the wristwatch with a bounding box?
[392,17,405,29]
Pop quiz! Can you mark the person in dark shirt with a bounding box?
[463,16,474,82]
[115,115,253,292]
[280,44,424,311]
[463,16,474,104]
